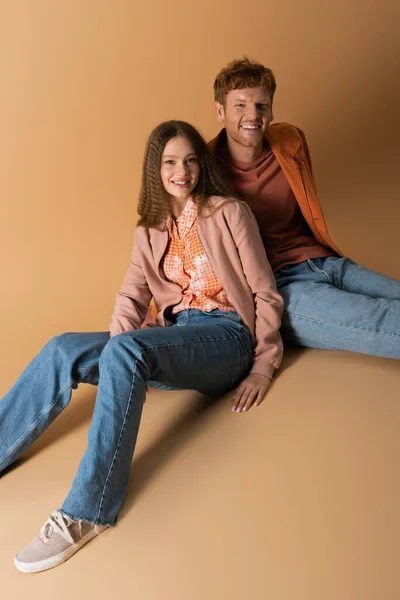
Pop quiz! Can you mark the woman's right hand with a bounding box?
[231,373,271,413]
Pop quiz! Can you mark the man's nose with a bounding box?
[245,105,258,120]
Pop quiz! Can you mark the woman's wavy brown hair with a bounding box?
[137,120,235,228]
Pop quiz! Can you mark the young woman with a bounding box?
[1,121,283,574]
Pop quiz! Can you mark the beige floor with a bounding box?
[1,347,399,600]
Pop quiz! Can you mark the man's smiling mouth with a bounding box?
[241,124,261,130]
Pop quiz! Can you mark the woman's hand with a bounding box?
[231,374,271,413]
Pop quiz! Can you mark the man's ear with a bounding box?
[215,101,225,123]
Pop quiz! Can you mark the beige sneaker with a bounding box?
[14,510,108,573]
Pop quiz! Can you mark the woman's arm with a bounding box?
[109,230,153,337]
[230,201,284,411]
[234,201,284,374]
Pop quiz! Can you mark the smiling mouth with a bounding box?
[171,180,191,187]
[240,124,261,130]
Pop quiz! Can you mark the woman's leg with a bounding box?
[0,331,110,473]
[61,311,253,526]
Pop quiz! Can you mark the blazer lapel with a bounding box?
[149,226,169,277]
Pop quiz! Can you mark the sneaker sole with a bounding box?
[14,527,104,574]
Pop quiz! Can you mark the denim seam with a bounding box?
[143,336,241,350]
[95,346,142,523]
[0,379,75,468]
[306,259,332,283]
[287,311,400,338]
[231,350,253,385]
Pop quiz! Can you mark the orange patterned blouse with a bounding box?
[161,198,235,315]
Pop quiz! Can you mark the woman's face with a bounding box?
[160,136,200,201]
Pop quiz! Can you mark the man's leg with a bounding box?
[0,332,110,473]
[319,256,400,300]
[61,312,253,526]
[276,258,400,358]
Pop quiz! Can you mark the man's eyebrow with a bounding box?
[234,97,270,103]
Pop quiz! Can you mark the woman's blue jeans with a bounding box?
[276,256,400,358]
[0,309,253,525]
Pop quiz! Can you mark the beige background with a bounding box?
[1,0,399,598]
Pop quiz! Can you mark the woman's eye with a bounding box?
[187,158,197,163]
[165,160,174,165]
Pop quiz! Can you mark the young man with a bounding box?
[209,57,400,359]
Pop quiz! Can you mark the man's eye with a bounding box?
[236,104,245,108]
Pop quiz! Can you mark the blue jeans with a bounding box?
[276,256,400,358]
[0,309,253,525]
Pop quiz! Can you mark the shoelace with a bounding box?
[39,510,82,545]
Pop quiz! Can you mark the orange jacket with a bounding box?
[208,123,342,256]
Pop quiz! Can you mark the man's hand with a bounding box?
[231,373,271,413]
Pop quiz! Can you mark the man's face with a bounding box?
[215,87,273,152]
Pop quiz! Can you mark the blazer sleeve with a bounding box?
[232,202,284,379]
[109,230,153,337]
[297,126,315,181]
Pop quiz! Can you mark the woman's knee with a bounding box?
[43,332,109,362]
[101,331,140,356]
[43,332,76,355]
[100,332,148,372]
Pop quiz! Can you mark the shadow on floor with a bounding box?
[9,387,97,471]
[120,392,225,516]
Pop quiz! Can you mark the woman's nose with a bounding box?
[175,163,188,175]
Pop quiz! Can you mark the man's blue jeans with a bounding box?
[276,256,400,358]
[0,309,253,525]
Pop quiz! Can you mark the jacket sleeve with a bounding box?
[109,230,153,337]
[297,126,315,181]
[232,202,284,379]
